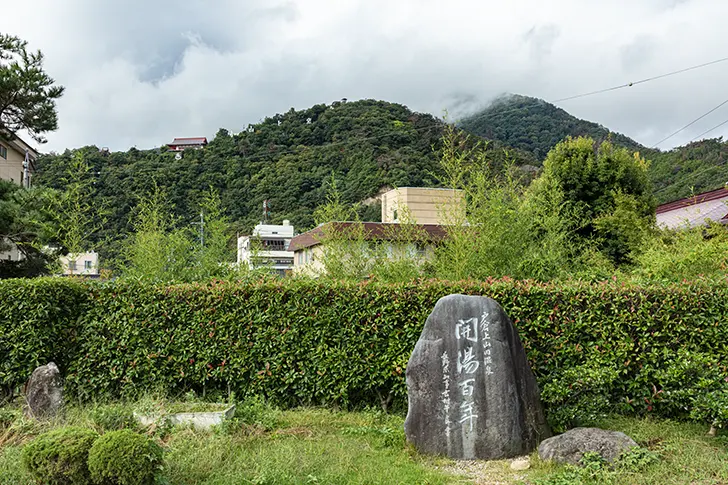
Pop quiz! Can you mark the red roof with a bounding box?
[168,137,207,146]
[289,222,448,251]
[655,186,728,215]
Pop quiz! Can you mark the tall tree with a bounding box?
[0,34,64,143]
[529,136,655,264]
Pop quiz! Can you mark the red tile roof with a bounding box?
[168,137,207,146]
[655,186,728,215]
[289,222,448,251]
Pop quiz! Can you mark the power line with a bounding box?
[78,55,728,175]
[691,117,728,141]
[652,97,728,147]
[553,56,728,103]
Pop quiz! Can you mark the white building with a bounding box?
[58,251,100,277]
[237,221,294,276]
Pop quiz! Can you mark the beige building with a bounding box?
[0,134,38,187]
[288,222,446,276]
[0,134,39,262]
[58,251,100,277]
[381,187,464,225]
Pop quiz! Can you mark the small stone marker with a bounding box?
[404,294,550,460]
[24,362,64,419]
[538,427,638,466]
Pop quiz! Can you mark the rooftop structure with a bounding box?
[381,187,464,225]
[655,186,728,229]
[167,137,208,152]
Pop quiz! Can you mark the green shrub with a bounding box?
[21,426,98,485]
[87,429,163,485]
[226,395,281,433]
[0,278,88,400]
[6,277,728,429]
[90,404,137,432]
[0,408,18,428]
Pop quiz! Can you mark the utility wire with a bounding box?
[652,97,728,147]
[86,55,728,171]
[691,117,728,141]
[553,56,728,103]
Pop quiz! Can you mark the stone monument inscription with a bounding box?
[404,294,550,460]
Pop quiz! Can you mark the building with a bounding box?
[0,134,39,262]
[237,221,295,276]
[0,133,38,187]
[58,251,100,277]
[656,186,728,229]
[167,137,208,152]
[381,187,464,225]
[288,222,447,276]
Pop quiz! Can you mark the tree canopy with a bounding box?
[0,34,64,143]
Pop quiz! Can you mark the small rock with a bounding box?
[538,427,637,466]
[24,362,63,419]
[510,456,531,470]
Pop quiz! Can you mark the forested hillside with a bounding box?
[458,94,728,203]
[457,94,645,160]
[648,139,728,203]
[35,100,537,261]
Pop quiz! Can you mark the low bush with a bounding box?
[224,395,281,433]
[87,429,163,485]
[21,426,98,485]
[90,404,137,432]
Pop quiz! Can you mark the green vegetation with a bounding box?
[2,401,728,484]
[5,277,728,433]
[0,179,57,278]
[87,429,164,485]
[458,94,644,160]
[0,33,64,143]
[21,426,98,485]
[33,100,542,269]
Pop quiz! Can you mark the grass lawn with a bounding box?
[2,399,728,484]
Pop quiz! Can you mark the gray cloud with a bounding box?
[5,0,728,152]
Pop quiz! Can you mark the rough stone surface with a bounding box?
[538,427,638,466]
[24,362,63,419]
[404,294,551,460]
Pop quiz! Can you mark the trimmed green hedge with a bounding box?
[2,278,728,428]
[0,278,89,401]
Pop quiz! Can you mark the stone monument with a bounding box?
[24,362,64,419]
[404,294,550,459]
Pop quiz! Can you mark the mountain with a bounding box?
[457,94,645,161]
[35,100,534,262]
[648,138,728,203]
[458,94,728,203]
[35,96,728,266]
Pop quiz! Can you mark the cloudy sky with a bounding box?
[6,0,728,153]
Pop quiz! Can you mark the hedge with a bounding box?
[2,277,728,428]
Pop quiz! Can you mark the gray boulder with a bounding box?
[538,427,638,466]
[404,294,550,460]
[24,362,63,419]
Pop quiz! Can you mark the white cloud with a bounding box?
[5,0,728,152]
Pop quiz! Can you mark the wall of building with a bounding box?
[0,141,26,184]
[381,187,464,225]
[292,240,435,276]
[58,251,100,276]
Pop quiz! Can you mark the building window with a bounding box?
[68,260,77,271]
[0,145,6,159]
[84,260,92,269]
